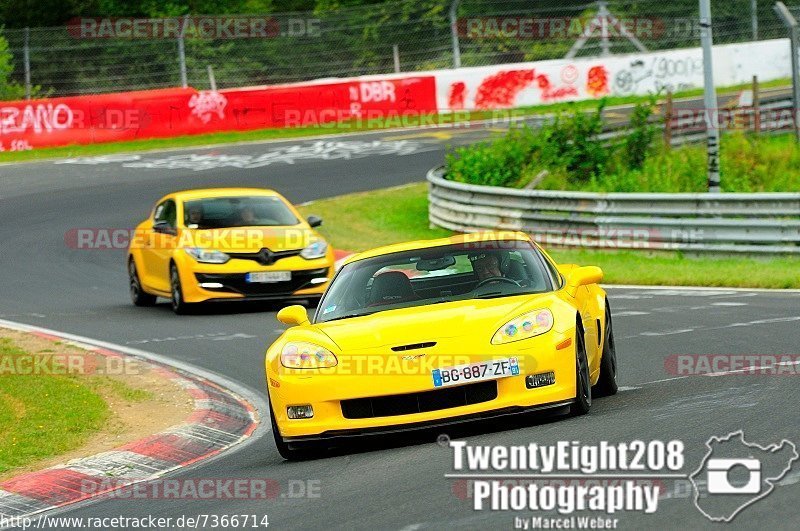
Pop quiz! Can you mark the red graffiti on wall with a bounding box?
[450,69,580,110]
[542,85,579,102]
[536,73,578,102]
[473,70,536,109]
[448,81,467,110]
[587,65,610,97]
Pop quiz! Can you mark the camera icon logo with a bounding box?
[706,458,761,495]
[690,431,798,522]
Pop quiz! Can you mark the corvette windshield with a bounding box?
[315,241,557,323]
[183,196,298,229]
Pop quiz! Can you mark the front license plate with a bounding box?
[432,358,519,388]
[246,271,291,283]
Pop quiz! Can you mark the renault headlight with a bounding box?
[281,342,338,369]
[491,309,554,345]
[184,247,230,264]
[300,240,328,260]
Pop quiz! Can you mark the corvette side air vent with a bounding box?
[391,342,437,352]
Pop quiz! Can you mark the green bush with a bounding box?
[445,96,800,193]
[622,95,659,170]
[446,126,536,187]
[537,99,607,182]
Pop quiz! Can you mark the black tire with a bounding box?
[570,321,592,416]
[129,258,157,307]
[593,302,619,397]
[269,397,311,461]
[170,263,193,315]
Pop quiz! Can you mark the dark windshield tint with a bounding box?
[315,241,555,323]
[183,196,298,228]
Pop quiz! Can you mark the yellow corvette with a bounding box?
[127,188,335,314]
[265,232,618,459]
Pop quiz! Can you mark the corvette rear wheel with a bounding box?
[593,303,619,397]
[570,322,592,416]
[129,258,157,307]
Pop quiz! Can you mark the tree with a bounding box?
[0,30,26,100]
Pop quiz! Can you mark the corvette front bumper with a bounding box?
[283,399,575,443]
[267,334,579,439]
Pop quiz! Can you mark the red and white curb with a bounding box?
[0,320,262,519]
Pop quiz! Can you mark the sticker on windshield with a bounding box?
[322,305,337,315]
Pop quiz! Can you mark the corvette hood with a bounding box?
[316,293,558,352]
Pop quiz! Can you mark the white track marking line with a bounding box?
[606,285,800,294]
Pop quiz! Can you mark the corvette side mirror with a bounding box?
[566,266,603,296]
[277,305,310,326]
[307,215,323,228]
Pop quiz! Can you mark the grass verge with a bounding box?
[0,331,190,476]
[0,79,787,164]
[298,183,800,289]
[0,337,109,473]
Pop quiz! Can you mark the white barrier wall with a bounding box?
[433,39,791,111]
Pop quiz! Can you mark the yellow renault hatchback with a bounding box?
[127,188,334,314]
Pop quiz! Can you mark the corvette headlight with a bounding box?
[491,309,554,345]
[281,342,338,369]
[184,247,230,264]
[300,240,328,260]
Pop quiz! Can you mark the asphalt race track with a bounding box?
[1,128,799,530]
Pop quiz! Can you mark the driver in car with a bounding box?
[238,206,257,226]
[187,205,204,226]
[469,252,504,282]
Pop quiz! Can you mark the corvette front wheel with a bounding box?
[570,322,592,416]
[593,303,619,397]
[269,399,311,461]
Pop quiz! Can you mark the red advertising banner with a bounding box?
[0,76,437,151]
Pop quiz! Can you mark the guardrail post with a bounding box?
[663,91,673,148]
[774,2,800,143]
[752,0,759,40]
[177,15,189,89]
[752,75,761,134]
[450,0,462,68]
[207,65,217,91]
[23,27,31,100]
[700,0,721,192]
[393,44,401,73]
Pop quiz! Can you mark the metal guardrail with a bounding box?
[427,166,800,254]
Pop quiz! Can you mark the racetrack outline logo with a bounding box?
[689,431,798,522]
